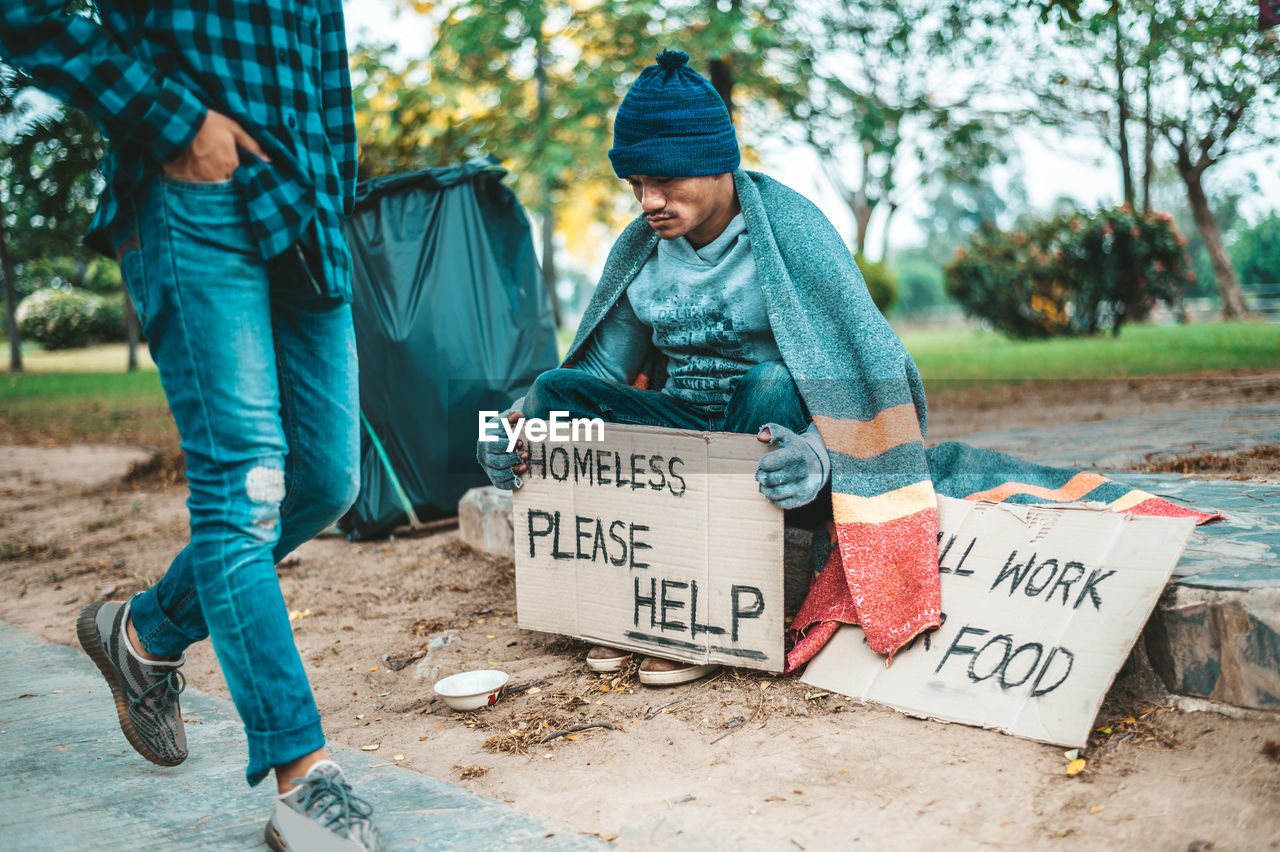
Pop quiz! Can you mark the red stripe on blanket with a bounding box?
[786,509,941,671]
[1120,496,1221,524]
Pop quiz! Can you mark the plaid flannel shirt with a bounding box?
[0,0,358,300]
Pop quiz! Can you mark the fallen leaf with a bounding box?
[804,692,829,701]
[527,687,542,695]
[487,659,501,665]
[486,634,496,639]
[1124,715,1136,725]
[597,684,610,692]
[419,737,428,741]
[1089,806,1104,815]
[361,744,379,752]
[369,666,379,672]
[288,609,310,621]
[1066,758,1086,776]
[1000,821,1013,828]
[1096,726,1112,735]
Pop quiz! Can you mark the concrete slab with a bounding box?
[0,621,605,852]
[956,403,1280,470]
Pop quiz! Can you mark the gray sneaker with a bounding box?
[266,760,381,852]
[76,600,188,766]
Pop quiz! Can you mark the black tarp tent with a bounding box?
[340,158,559,539]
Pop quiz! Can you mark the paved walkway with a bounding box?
[0,621,603,852]
[959,403,1280,470]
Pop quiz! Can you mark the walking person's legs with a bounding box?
[77,175,376,849]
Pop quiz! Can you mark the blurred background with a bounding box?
[1,0,1277,448]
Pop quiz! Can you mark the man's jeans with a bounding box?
[117,175,359,786]
[523,361,809,435]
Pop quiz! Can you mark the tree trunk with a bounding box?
[879,200,899,263]
[1140,17,1155,214]
[1113,9,1135,207]
[0,215,23,373]
[532,7,560,328]
[706,0,740,122]
[851,145,874,256]
[708,56,735,122]
[539,201,561,328]
[125,289,140,372]
[1177,156,1248,319]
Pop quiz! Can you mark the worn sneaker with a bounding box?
[586,644,631,673]
[637,656,721,686]
[266,760,381,852]
[76,600,187,766]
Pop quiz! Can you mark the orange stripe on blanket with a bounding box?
[832,480,936,525]
[963,472,1109,504]
[813,404,922,459]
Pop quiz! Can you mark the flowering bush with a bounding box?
[15,287,115,350]
[944,207,1194,338]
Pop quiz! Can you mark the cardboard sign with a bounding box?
[801,495,1197,747]
[513,424,786,671]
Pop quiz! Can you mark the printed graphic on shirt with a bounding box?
[627,221,780,407]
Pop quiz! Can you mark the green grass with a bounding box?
[0,369,173,445]
[2,321,1276,445]
[900,321,1280,384]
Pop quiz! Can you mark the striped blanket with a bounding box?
[786,442,1220,671]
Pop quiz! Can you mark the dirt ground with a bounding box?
[3,373,1280,850]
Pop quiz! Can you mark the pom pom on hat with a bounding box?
[608,49,740,179]
[655,49,689,71]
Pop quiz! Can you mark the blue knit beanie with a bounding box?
[608,49,741,179]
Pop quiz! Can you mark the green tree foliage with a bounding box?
[779,0,1013,258]
[1,67,105,370]
[889,249,951,317]
[353,1,796,325]
[853,253,899,314]
[1152,1,1280,318]
[1230,214,1280,288]
[945,206,1193,337]
[1028,0,1279,319]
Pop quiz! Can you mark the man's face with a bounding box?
[625,173,739,247]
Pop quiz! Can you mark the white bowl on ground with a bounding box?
[433,669,509,711]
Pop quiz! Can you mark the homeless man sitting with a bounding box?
[477,49,934,686]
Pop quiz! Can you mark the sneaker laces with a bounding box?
[291,773,374,834]
[133,667,185,715]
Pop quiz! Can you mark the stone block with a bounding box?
[458,486,515,559]
[1145,586,1280,710]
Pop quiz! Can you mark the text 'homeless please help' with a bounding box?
[514,426,786,671]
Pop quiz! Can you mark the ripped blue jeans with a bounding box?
[118,175,359,786]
